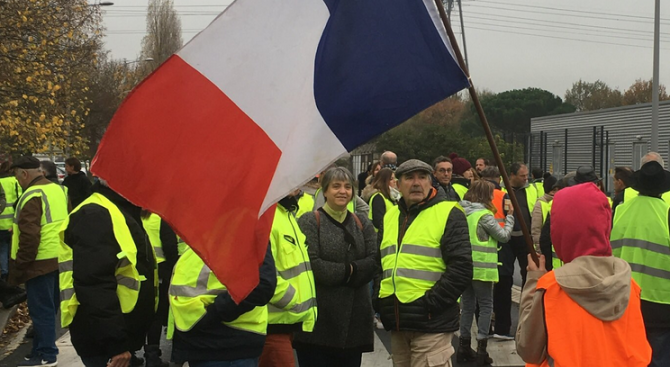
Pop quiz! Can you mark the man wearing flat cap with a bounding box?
[10,156,69,366]
[611,160,670,367]
[377,159,472,367]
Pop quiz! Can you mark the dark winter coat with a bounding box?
[294,208,378,353]
[63,183,156,357]
[377,187,472,333]
[63,171,92,208]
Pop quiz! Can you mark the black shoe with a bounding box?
[476,339,493,366]
[0,288,26,309]
[456,337,476,363]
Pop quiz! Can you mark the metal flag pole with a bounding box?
[433,0,539,266]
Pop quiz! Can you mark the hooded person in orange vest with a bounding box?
[516,182,651,367]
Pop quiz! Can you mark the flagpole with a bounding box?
[433,0,539,266]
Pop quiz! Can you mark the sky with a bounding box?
[100,0,668,99]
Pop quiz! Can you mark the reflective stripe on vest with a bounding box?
[177,236,189,256]
[296,193,314,218]
[526,272,651,367]
[267,205,317,331]
[466,209,499,282]
[611,195,670,304]
[142,214,165,263]
[12,183,68,261]
[58,193,144,327]
[0,177,21,230]
[368,192,394,232]
[168,249,267,336]
[453,183,468,201]
[379,201,457,303]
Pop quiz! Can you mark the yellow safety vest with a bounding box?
[59,193,150,327]
[539,200,562,269]
[168,249,267,337]
[611,195,670,304]
[466,209,498,282]
[268,205,317,331]
[12,183,68,261]
[503,185,538,214]
[624,187,670,205]
[532,181,545,198]
[368,192,394,232]
[453,183,468,201]
[0,177,21,231]
[142,213,165,264]
[176,236,189,256]
[296,193,314,218]
[379,201,458,303]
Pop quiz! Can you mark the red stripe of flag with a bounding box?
[93,55,280,301]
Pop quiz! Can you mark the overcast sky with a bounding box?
[101,0,668,99]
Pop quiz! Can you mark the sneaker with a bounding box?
[374,316,384,330]
[17,355,57,366]
[24,353,34,361]
[492,333,515,340]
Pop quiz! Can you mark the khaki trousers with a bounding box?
[391,331,455,367]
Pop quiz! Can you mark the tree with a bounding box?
[136,0,183,80]
[622,78,670,106]
[0,0,103,155]
[466,88,574,135]
[81,56,130,157]
[564,79,623,111]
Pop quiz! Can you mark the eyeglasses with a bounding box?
[436,169,452,173]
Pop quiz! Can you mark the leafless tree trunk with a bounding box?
[137,0,182,80]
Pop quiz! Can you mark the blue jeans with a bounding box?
[189,358,259,367]
[647,327,670,367]
[25,271,59,359]
[0,230,11,276]
[459,280,494,340]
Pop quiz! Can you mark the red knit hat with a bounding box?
[449,153,472,176]
[551,183,612,264]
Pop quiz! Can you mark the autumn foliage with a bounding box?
[0,0,103,155]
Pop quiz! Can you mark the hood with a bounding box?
[554,256,632,321]
[459,200,487,216]
[551,183,612,263]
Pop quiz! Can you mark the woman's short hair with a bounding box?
[321,167,356,194]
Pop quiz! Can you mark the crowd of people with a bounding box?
[0,149,667,367]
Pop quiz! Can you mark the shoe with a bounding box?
[374,316,384,330]
[456,337,476,363]
[476,339,493,366]
[492,333,514,340]
[17,355,57,366]
[24,353,34,361]
[0,288,26,309]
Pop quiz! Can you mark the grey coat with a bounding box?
[294,209,378,352]
[460,201,514,243]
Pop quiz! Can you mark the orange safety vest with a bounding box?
[526,272,651,367]
[493,189,506,228]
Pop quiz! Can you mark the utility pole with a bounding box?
[651,0,660,152]
[457,0,469,69]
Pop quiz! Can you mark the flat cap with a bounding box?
[10,156,41,170]
[395,159,433,178]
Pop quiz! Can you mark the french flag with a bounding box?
[92,0,469,301]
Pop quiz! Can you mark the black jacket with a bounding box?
[63,171,92,208]
[64,183,156,358]
[377,187,472,333]
[172,244,277,363]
